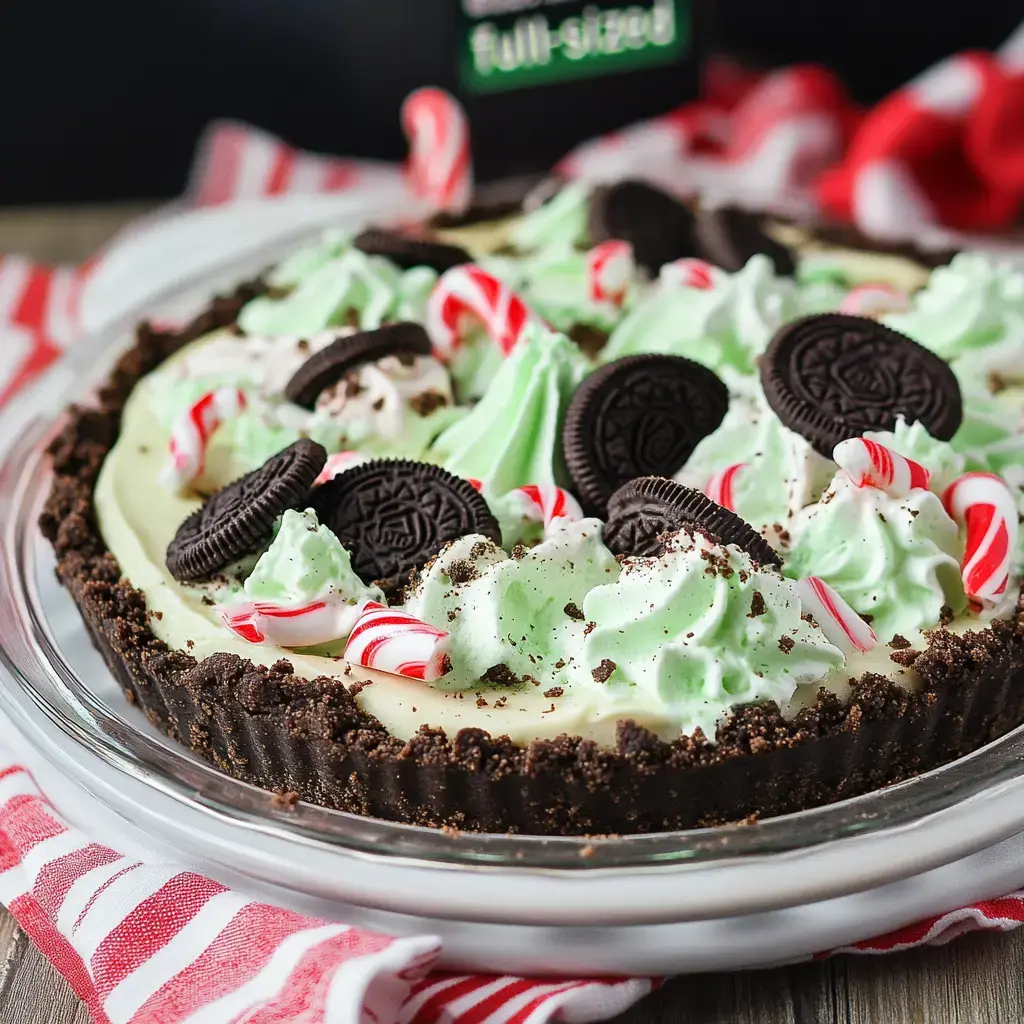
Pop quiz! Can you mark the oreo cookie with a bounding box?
[352,228,470,274]
[166,439,327,582]
[285,323,433,409]
[693,206,796,276]
[309,459,500,587]
[760,314,963,458]
[563,354,730,518]
[588,180,698,273]
[604,476,782,565]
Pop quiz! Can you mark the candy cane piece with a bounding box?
[833,438,931,497]
[315,450,367,486]
[162,387,247,494]
[401,87,472,215]
[943,472,1019,609]
[465,477,484,492]
[795,576,877,655]
[705,463,747,512]
[659,258,720,291]
[221,594,368,648]
[839,283,911,318]
[586,241,635,310]
[426,264,540,361]
[512,484,584,532]
[344,601,451,681]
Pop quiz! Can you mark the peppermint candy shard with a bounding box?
[162,387,248,494]
[704,463,747,512]
[401,87,473,215]
[425,264,540,362]
[221,595,365,649]
[795,576,877,656]
[512,484,584,531]
[833,438,930,497]
[344,601,451,681]
[942,472,1019,609]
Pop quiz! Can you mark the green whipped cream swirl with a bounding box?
[601,254,798,374]
[241,508,383,611]
[430,324,590,494]
[885,253,1024,384]
[784,474,967,641]
[509,182,591,252]
[402,520,844,739]
[239,247,437,336]
[580,529,844,739]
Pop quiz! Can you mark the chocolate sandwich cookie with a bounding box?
[309,459,500,588]
[285,322,434,409]
[352,228,470,274]
[588,180,698,273]
[563,354,729,518]
[604,476,782,565]
[760,313,963,458]
[166,439,327,582]
[693,206,796,276]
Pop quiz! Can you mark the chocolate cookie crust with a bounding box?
[39,285,1024,835]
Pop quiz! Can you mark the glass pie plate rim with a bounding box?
[2,217,1024,891]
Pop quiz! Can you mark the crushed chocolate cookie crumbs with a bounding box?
[563,602,585,621]
[445,559,479,585]
[348,679,373,696]
[344,374,365,398]
[409,390,450,417]
[544,687,564,698]
[476,697,489,708]
[511,544,528,560]
[372,397,385,411]
[447,610,457,622]
[778,635,795,654]
[940,605,956,626]
[890,648,920,668]
[271,790,299,808]
[481,663,521,687]
[554,658,566,669]
[591,659,616,683]
[583,621,596,636]
[748,592,766,617]
[888,634,912,650]
[493,696,508,708]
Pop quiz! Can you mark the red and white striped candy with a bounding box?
[833,438,931,497]
[795,576,878,655]
[839,283,911,318]
[943,472,1020,609]
[426,264,540,361]
[512,484,584,532]
[221,594,367,648]
[659,258,719,291]
[401,87,472,215]
[314,450,366,486]
[465,477,484,492]
[586,241,634,310]
[344,601,451,681]
[705,463,747,512]
[162,387,247,494]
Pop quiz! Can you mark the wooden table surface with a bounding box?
[1,203,1020,1024]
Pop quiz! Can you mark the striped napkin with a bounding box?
[3,104,1024,1023]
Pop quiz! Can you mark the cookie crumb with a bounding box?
[748,592,766,617]
[563,602,585,621]
[778,635,795,654]
[591,659,616,683]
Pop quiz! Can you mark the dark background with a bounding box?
[0,1,1020,205]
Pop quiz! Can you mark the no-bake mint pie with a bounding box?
[42,180,1024,834]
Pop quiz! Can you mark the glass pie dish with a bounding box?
[4,219,1024,939]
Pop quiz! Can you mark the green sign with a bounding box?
[459,0,689,94]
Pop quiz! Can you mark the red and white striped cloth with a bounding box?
[0,755,656,1024]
